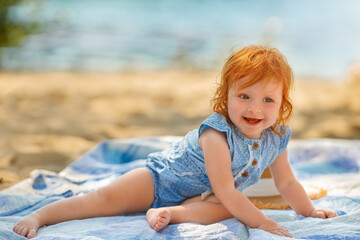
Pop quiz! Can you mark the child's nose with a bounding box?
[248,101,262,113]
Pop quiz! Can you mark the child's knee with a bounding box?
[205,195,221,204]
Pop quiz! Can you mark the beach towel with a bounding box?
[1,137,360,240]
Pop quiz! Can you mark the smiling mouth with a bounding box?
[243,117,263,124]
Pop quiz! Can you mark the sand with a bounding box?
[0,70,359,190]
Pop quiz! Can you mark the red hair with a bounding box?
[212,45,293,135]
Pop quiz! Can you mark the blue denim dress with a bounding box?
[146,113,291,208]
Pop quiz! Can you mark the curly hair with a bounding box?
[212,45,293,136]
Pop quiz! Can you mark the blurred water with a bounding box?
[2,0,360,78]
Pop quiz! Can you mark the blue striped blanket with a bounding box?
[1,137,360,240]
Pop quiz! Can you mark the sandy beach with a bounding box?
[0,70,359,190]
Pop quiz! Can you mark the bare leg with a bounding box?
[171,195,233,224]
[13,168,155,238]
[146,195,233,231]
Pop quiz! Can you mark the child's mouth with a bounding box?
[243,117,263,125]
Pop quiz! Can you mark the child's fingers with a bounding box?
[317,211,326,219]
[313,209,338,219]
[325,210,338,218]
[279,227,294,238]
[311,209,326,219]
[263,225,294,238]
[271,227,294,238]
[258,220,294,238]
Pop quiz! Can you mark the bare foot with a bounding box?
[13,213,41,239]
[146,208,171,231]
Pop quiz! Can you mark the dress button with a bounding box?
[242,172,248,177]
[252,160,258,165]
[253,143,259,149]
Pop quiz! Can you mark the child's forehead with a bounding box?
[232,75,282,91]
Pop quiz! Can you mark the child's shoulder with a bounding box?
[199,113,230,135]
[279,124,291,134]
[269,124,291,138]
[203,112,228,124]
[267,125,291,153]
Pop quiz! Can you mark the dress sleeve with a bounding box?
[198,113,231,137]
[279,125,292,154]
[198,113,234,154]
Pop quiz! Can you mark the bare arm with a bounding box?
[270,150,337,218]
[199,128,290,235]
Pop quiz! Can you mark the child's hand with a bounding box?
[257,219,294,238]
[310,209,338,219]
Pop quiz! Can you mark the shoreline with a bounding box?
[0,71,359,189]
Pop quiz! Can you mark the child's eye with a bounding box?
[239,94,249,99]
[264,98,273,103]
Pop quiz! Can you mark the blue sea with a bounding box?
[2,0,360,78]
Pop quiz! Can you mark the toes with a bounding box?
[154,216,169,231]
[13,222,38,238]
[149,220,157,230]
[155,222,165,231]
[27,228,37,239]
[12,224,19,233]
[158,209,168,218]
[13,224,24,235]
[19,225,29,237]
[146,208,170,232]
[153,222,160,231]
[154,220,163,231]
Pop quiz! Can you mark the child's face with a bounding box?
[227,76,283,139]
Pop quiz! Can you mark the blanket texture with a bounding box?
[1,137,360,240]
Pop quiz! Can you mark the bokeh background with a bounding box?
[1,0,359,189]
